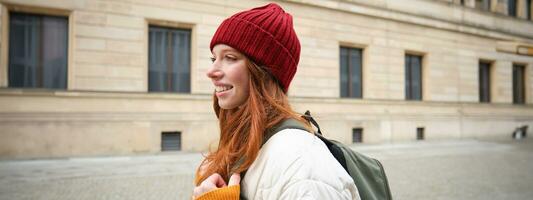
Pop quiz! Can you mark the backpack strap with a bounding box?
[264,110,321,144]
[264,112,349,172]
[263,117,308,145]
[243,112,345,171]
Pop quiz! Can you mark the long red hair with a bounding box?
[194,59,310,185]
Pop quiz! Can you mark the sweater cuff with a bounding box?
[195,185,240,200]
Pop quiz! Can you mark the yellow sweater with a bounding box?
[195,185,240,200]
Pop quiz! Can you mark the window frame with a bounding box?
[1,5,72,89]
[148,25,192,93]
[161,131,182,151]
[475,0,491,11]
[7,12,69,89]
[479,60,492,103]
[417,127,425,140]
[508,0,517,17]
[512,64,526,104]
[340,46,364,99]
[527,0,532,20]
[352,128,363,143]
[405,53,423,101]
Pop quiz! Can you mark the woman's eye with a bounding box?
[209,57,215,63]
[225,55,236,61]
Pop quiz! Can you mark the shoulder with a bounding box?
[264,128,318,153]
[242,129,359,199]
[244,128,319,181]
[261,129,347,179]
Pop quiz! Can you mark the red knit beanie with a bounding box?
[210,3,300,93]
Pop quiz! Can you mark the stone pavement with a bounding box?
[358,138,533,200]
[0,138,532,200]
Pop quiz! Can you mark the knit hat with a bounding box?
[210,3,300,93]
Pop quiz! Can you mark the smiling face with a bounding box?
[206,44,251,109]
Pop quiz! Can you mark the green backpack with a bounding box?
[267,111,393,200]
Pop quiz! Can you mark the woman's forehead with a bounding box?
[212,44,241,54]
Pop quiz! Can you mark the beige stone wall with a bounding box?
[0,0,532,159]
[0,90,219,158]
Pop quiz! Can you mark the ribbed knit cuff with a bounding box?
[195,185,240,200]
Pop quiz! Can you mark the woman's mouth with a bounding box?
[215,85,233,93]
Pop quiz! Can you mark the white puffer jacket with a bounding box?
[241,128,361,200]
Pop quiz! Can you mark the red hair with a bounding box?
[195,59,310,185]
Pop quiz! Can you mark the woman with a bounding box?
[193,3,360,200]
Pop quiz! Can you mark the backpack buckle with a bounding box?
[302,110,322,135]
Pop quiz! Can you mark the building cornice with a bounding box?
[283,0,533,41]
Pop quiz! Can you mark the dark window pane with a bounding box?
[484,0,491,11]
[340,47,362,98]
[411,56,422,100]
[42,16,68,88]
[508,0,517,16]
[149,26,191,93]
[173,30,191,93]
[8,13,67,89]
[527,0,532,20]
[161,131,181,151]
[417,127,425,140]
[340,47,349,97]
[479,61,491,103]
[405,56,411,99]
[349,48,362,98]
[352,128,363,143]
[406,54,422,100]
[513,64,526,104]
[149,27,168,92]
[476,0,491,11]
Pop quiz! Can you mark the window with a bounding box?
[161,131,181,151]
[475,0,491,11]
[352,128,363,143]
[148,26,191,93]
[508,0,517,17]
[417,127,425,140]
[527,0,532,20]
[513,64,526,104]
[340,47,363,98]
[405,54,423,100]
[8,12,68,89]
[479,61,491,103]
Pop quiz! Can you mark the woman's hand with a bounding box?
[193,173,240,198]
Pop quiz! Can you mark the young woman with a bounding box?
[193,3,360,200]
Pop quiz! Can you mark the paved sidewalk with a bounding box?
[1,138,532,200]
[356,138,533,200]
[0,153,203,200]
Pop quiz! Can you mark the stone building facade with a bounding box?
[0,0,532,159]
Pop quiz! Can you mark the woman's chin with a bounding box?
[218,98,249,110]
[218,102,238,110]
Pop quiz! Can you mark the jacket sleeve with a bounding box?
[278,179,356,200]
[195,185,240,200]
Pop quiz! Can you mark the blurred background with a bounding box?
[0,0,532,199]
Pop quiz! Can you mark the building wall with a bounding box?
[0,0,532,159]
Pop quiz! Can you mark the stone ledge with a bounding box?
[284,0,533,40]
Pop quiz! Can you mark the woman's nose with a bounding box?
[206,63,222,80]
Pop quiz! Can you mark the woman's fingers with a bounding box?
[210,173,227,187]
[193,173,227,198]
[204,173,227,188]
[228,173,241,186]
